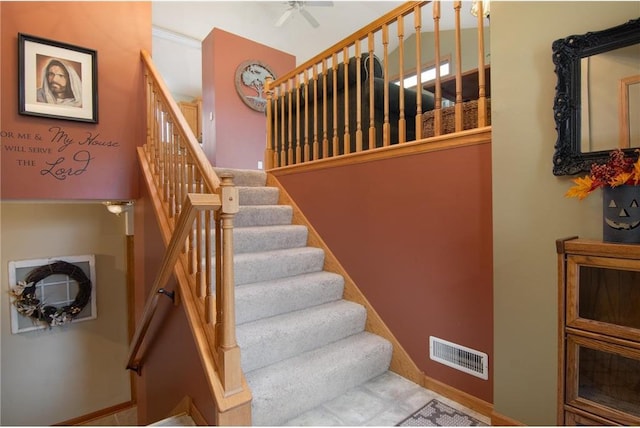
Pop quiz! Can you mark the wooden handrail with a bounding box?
[126,193,220,372]
[265,0,490,169]
[134,50,251,424]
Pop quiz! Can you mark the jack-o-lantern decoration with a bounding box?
[603,185,640,243]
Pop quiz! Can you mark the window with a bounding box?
[8,255,97,333]
[394,62,450,89]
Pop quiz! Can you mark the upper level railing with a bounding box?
[265,0,489,169]
[129,50,251,425]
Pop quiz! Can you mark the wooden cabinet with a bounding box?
[557,238,640,426]
[178,97,202,141]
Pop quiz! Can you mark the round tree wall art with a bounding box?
[234,60,276,113]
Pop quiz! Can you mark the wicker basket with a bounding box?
[422,98,491,138]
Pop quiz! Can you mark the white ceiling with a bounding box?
[151,1,482,100]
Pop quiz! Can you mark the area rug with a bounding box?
[396,399,487,426]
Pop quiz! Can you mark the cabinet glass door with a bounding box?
[567,255,640,341]
[566,334,640,425]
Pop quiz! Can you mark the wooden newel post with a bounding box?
[216,174,242,395]
[265,76,274,170]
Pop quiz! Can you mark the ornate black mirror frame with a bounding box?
[552,18,640,176]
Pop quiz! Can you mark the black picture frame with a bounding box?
[18,33,98,123]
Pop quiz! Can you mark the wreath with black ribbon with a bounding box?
[10,261,92,327]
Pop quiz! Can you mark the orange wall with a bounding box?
[275,143,494,402]
[0,2,150,200]
[202,28,295,170]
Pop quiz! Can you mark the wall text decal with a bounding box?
[1,126,120,181]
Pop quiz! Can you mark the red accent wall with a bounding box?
[275,143,494,402]
[202,28,295,169]
[0,2,150,200]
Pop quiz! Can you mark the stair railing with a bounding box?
[128,50,251,424]
[265,0,489,168]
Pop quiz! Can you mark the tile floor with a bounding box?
[82,405,138,426]
[82,372,490,426]
[282,371,490,426]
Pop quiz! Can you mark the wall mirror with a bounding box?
[552,18,640,176]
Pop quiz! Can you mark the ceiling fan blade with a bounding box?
[275,8,294,27]
[299,7,319,28]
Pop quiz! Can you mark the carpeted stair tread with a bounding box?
[234,205,293,228]
[246,331,393,426]
[237,300,367,373]
[232,225,308,254]
[232,246,325,285]
[237,186,280,206]
[214,167,266,187]
[235,271,344,325]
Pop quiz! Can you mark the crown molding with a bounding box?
[152,26,201,49]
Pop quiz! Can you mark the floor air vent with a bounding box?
[429,336,488,380]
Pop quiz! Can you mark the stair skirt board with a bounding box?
[207,167,405,426]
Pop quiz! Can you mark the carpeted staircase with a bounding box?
[214,168,395,426]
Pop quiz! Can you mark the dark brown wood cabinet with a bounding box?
[557,238,640,426]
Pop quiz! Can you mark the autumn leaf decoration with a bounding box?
[565,175,595,200]
[565,149,640,200]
